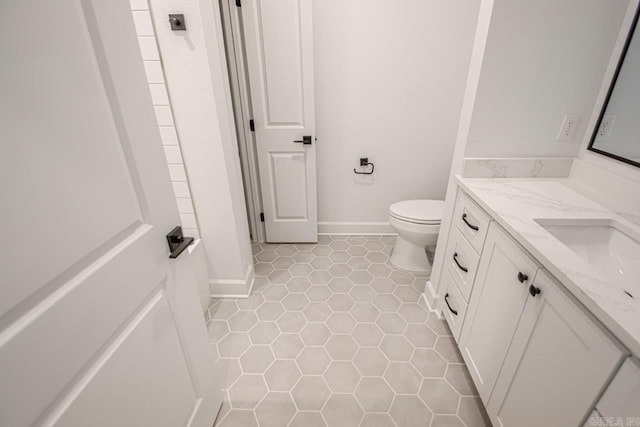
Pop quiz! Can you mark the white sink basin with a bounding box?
[535,218,640,298]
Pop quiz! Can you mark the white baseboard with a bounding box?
[423,280,440,316]
[318,221,396,235]
[187,240,211,313]
[209,264,255,298]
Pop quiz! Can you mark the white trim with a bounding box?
[219,0,265,242]
[209,264,255,298]
[423,280,439,315]
[318,221,396,235]
[187,239,211,313]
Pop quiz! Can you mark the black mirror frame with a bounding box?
[587,3,640,168]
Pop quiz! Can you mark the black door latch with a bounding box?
[166,226,194,258]
[294,135,312,145]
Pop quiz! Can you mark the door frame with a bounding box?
[219,0,265,242]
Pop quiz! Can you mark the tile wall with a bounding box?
[129,0,200,239]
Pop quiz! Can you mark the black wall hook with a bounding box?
[354,158,375,175]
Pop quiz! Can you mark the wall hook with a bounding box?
[354,158,375,175]
[169,14,186,31]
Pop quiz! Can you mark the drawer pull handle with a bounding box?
[462,213,479,231]
[444,293,458,316]
[529,284,541,297]
[453,252,468,273]
[518,272,529,283]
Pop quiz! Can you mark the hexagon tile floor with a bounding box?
[206,235,491,427]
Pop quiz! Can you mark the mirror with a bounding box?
[588,5,640,167]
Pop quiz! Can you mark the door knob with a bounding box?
[517,272,528,283]
[294,136,312,145]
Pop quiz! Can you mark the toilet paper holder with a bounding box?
[354,158,375,175]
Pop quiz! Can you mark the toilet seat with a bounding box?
[389,199,444,225]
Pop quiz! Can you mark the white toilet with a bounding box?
[388,199,444,272]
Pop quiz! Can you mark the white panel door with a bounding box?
[458,222,538,404]
[0,1,220,426]
[241,0,317,242]
[487,270,624,427]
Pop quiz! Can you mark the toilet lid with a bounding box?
[389,200,444,224]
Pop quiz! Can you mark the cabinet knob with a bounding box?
[517,272,528,283]
[528,284,541,297]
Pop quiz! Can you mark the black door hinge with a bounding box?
[249,119,255,132]
[236,0,241,7]
[260,212,265,222]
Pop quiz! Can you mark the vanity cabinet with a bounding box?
[444,188,627,427]
[487,270,623,427]
[458,222,538,403]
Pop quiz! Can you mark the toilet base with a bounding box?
[390,236,432,273]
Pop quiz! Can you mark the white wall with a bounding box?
[428,0,632,309]
[313,0,480,229]
[145,0,254,296]
[464,0,629,158]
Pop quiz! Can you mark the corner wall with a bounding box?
[130,0,201,240]
[428,0,632,310]
[130,0,254,297]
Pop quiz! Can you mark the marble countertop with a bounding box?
[455,176,640,357]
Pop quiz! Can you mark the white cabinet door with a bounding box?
[241,0,318,242]
[0,1,219,425]
[459,222,538,404]
[596,358,640,419]
[488,270,624,427]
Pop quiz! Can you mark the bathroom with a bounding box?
[2,0,640,426]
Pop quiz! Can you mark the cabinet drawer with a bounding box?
[445,226,480,302]
[442,269,467,342]
[453,191,491,254]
